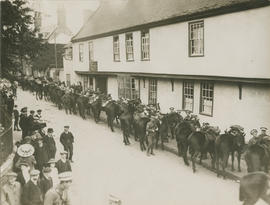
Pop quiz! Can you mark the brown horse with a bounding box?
[215,130,245,178]
[245,140,270,173]
[239,172,270,205]
[175,119,201,166]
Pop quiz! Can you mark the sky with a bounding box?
[28,0,100,35]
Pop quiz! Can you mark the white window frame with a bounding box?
[200,82,214,116]
[118,76,139,100]
[189,21,204,57]
[88,41,94,62]
[148,79,157,105]
[79,44,84,62]
[113,36,120,61]
[141,30,150,60]
[182,81,194,111]
[125,33,134,61]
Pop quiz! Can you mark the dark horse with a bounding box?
[167,112,182,139]
[245,140,270,173]
[89,96,103,123]
[215,130,245,178]
[188,128,220,173]
[239,172,270,205]
[175,119,201,166]
[102,100,121,132]
[133,110,150,151]
[156,114,169,150]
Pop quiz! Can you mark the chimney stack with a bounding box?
[57,5,66,28]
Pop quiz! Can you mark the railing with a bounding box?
[0,105,13,166]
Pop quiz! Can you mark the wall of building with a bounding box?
[107,76,118,99]
[73,6,270,79]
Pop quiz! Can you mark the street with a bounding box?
[15,88,267,205]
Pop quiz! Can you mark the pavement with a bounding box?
[5,88,267,205]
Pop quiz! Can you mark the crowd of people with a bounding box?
[1,78,75,205]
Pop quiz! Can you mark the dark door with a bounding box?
[96,76,107,94]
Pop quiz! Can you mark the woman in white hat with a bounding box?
[15,144,36,171]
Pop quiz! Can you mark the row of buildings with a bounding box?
[60,0,270,136]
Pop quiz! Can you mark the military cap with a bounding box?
[6,171,17,177]
[250,129,258,135]
[60,150,68,155]
[59,172,72,182]
[260,127,268,131]
[48,158,56,164]
[47,128,54,133]
[64,125,70,128]
[169,107,174,110]
[30,110,35,114]
[37,109,42,112]
[21,107,27,112]
[30,169,40,176]
[43,167,52,173]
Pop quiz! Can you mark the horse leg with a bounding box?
[222,154,229,179]
[177,141,182,156]
[192,151,199,173]
[155,133,159,149]
[237,151,242,172]
[182,142,190,166]
[110,118,114,132]
[231,151,235,172]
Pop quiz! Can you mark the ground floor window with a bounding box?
[66,74,71,87]
[200,82,214,116]
[148,79,157,105]
[118,75,139,100]
[183,81,194,111]
[83,76,88,90]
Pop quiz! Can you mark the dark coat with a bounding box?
[19,114,28,130]
[43,135,56,159]
[22,180,43,205]
[14,109,19,120]
[39,176,53,198]
[55,159,72,174]
[60,132,74,146]
[16,171,27,186]
[34,145,49,171]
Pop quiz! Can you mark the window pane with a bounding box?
[189,21,204,56]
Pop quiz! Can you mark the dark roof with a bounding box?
[72,0,269,42]
[75,71,270,85]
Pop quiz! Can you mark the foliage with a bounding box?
[1,0,45,77]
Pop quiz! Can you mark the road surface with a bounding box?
[15,89,267,205]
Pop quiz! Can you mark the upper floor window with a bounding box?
[79,44,84,62]
[88,41,94,62]
[113,36,120,61]
[64,47,73,60]
[200,82,214,116]
[141,30,150,60]
[189,21,204,57]
[183,81,194,111]
[125,33,134,61]
[149,79,157,105]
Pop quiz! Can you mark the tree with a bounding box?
[1,0,45,77]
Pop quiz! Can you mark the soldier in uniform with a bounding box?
[258,127,268,139]
[248,129,259,145]
[60,126,74,162]
[44,172,72,205]
[13,105,20,131]
[146,115,159,156]
[21,170,43,205]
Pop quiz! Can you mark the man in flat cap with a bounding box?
[258,127,268,139]
[39,167,53,198]
[60,126,74,162]
[55,151,72,174]
[34,138,49,172]
[22,169,43,205]
[43,128,56,159]
[19,107,29,139]
[1,172,22,205]
[44,172,72,205]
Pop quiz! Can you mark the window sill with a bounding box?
[114,60,121,62]
[189,54,204,58]
[141,59,150,61]
[126,60,134,62]
[199,112,213,117]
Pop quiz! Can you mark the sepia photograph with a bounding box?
[1,0,270,204]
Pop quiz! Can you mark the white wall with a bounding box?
[73,6,270,79]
